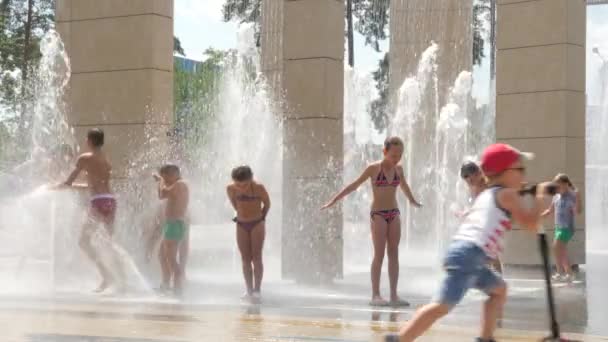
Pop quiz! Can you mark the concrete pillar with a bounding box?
[55,0,174,185]
[496,0,586,265]
[260,0,283,99]
[261,0,344,283]
[389,0,473,107]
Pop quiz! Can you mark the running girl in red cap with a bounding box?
[386,143,554,342]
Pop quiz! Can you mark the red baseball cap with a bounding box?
[480,143,534,175]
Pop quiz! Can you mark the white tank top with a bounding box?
[453,187,512,259]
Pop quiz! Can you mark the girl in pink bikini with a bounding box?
[322,136,421,306]
[226,165,271,303]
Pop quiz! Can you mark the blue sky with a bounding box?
[174,0,608,105]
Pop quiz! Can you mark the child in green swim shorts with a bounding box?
[154,163,189,294]
[542,173,582,282]
[164,219,186,240]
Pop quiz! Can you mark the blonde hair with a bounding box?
[384,136,404,151]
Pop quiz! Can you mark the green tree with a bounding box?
[352,0,389,54]
[222,0,261,46]
[472,0,491,66]
[174,36,185,55]
[369,53,389,131]
[173,48,232,162]
[0,0,53,164]
[0,0,54,113]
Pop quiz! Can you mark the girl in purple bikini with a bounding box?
[322,136,422,307]
[226,165,271,303]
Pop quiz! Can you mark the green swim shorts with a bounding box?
[163,220,186,241]
[554,226,574,243]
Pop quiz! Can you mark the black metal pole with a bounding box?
[346,0,354,67]
[539,232,561,341]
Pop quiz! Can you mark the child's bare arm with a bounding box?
[226,185,238,210]
[259,184,271,219]
[498,185,551,231]
[322,165,372,209]
[158,179,173,199]
[62,155,86,187]
[541,201,554,217]
[398,166,422,207]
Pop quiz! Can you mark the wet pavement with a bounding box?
[1,253,607,341]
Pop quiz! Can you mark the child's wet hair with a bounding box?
[232,165,253,182]
[460,161,481,179]
[87,128,104,147]
[384,136,404,151]
[554,173,573,188]
[159,163,180,176]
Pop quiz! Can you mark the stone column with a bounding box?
[261,0,344,283]
[55,0,174,184]
[260,0,283,100]
[496,0,586,265]
[389,0,473,107]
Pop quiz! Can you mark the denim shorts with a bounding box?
[434,240,505,307]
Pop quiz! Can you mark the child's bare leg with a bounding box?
[79,222,112,292]
[387,217,402,302]
[158,241,171,289]
[492,258,504,326]
[164,240,181,292]
[480,284,507,339]
[178,225,189,279]
[553,240,563,274]
[559,242,572,276]
[370,216,388,302]
[251,223,265,293]
[236,226,254,294]
[398,303,450,341]
[103,222,127,290]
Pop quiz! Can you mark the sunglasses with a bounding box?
[505,167,526,173]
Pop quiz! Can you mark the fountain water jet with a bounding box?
[182,25,283,283]
[390,42,489,264]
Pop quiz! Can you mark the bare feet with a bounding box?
[155,283,171,295]
[370,295,390,306]
[94,279,111,293]
[251,291,262,304]
[241,292,252,303]
[390,296,410,307]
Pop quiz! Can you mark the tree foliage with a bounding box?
[0,0,54,165]
[222,0,261,46]
[352,0,389,53]
[0,0,54,111]
[174,36,185,56]
[369,53,389,131]
[173,48,232,161]
[472,0,491,66]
